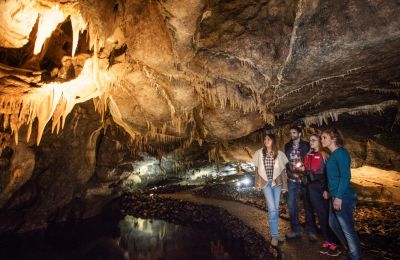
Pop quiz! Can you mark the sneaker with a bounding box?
[319,241,330,254]
[327,243,342,257]
[308,232,318,242]
[271,237,279,247]
[285,230,302,239]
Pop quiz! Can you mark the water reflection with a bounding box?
[0,214,242,260]
[118,215,238,260]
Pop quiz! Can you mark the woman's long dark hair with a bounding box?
[263,133,278,159]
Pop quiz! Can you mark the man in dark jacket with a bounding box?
[285,126,317,241]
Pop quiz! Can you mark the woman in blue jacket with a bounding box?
[321,128,362,260]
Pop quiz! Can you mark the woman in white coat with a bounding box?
[253,133,289,246]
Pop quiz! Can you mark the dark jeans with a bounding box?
[307,182,335,243]
[329,194,362,260]
[287,180,316,233]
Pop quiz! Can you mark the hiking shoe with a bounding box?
[327,243,342,257]
[319,241,330,254]
[308,232,318,242]
[271,237,279,247]
[286,231,302,239]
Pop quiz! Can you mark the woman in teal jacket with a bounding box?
[321,128,362,260]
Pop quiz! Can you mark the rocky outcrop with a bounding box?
[0,0,399,232]
[0,0,399,148]
[0,101,105,231]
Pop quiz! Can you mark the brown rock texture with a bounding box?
[0,0,399,231]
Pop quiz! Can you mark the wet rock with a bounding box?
[120,192,273,259]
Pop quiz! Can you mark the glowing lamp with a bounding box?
[242,178,251,186]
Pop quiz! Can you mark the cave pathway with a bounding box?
[160,191,371,260]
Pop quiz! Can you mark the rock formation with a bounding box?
[0,0,399,231]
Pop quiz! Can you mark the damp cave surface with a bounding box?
[0,212,244,260]
[1,1,400,260]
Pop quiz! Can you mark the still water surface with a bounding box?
[0,214,244,260]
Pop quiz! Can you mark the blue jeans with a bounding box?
[287,180,316,233]
[329,194,362,260]
[262,180,281,238]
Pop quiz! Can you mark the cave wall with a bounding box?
[0,0,400,232]
[0,101,101,231]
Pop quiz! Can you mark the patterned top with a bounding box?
[289,143,301,182]
[263,150,275,181]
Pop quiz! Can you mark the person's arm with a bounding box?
[286,162,295,178]
[284,145,295,178]
[335,149,351,199]
[281,153,289,192]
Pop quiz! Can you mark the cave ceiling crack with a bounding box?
[268,66,364,108]
[274,0,305,92]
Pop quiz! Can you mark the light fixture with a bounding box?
[242,177,251,186]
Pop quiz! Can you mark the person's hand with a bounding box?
[323,191,329,200]
[333,198,342,211]
[282,189,288,194]
[254,186,261,192]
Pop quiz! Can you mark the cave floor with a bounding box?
[160,191,373,260]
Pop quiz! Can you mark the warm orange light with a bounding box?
[0,0,38,48]
[70,14,87,57]
[0,57,118,145]
[34,5,65,54]
[352,166,400,203]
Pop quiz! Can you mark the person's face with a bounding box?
[264,136,273,149]
[309,136,320,150]
[290,129,301,141]
[321,133,334,148]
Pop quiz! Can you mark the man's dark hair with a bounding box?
[289,126,302,133]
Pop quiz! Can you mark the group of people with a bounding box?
[253,126,362,260]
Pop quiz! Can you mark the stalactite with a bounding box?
[34,5,66,54]
[208,145,221,172]
[356,86,400,96]
[392,102,400,130]
[301,100,398,126]
[0,56,119,145]
[390,82,400,87]
[191,76,274,125]
[70,13,87,57]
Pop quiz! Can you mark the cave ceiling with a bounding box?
[0,0,399,150]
